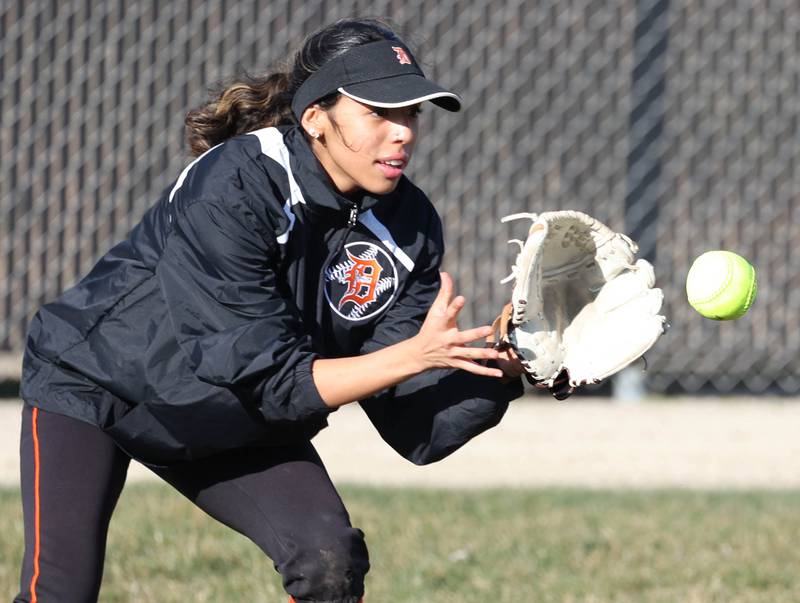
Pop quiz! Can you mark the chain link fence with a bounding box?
[2,1,798,393]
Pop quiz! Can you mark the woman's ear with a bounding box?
[301,105,326,140]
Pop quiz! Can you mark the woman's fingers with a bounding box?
[433,271,453,313]
[456,325,495,344]
[450,345,499,361]
[445,294,466,322]
[420,272,509,378]
[450,358,504,378]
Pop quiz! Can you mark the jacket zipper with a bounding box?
[316,202,360,333]
[334,202,359,256]
[347,203,358,227]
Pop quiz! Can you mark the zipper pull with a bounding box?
[347,205,358,227]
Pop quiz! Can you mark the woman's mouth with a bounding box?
[375,158,406,179]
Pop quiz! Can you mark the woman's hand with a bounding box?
[313,272,506,408]
[409,272,503,378]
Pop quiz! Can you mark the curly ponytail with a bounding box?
[184,18,406,157]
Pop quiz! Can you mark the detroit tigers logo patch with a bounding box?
[324,242,398,321]
[392,46,412,65]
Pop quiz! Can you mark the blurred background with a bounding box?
[3,3,800,601]
[2,0,798,396]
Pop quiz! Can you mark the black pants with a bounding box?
[15,404,369,603]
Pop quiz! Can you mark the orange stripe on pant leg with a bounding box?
[29,407,41,603]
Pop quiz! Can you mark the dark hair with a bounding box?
[184,18,404,157]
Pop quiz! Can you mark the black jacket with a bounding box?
[21,125,522,465]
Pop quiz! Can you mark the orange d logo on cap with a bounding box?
[392,46,412,65]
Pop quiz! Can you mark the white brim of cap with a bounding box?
[337,87,462,112]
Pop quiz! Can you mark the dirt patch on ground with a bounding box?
[3,396,799,489]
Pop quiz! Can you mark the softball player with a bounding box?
[15,18,524,603]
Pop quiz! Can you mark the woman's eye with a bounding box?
[369,106,421,119]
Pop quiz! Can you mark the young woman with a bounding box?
[16,18,524,603]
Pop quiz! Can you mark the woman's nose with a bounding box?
[392,118,415,144]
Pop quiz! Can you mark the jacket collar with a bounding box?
[282,125,387,216]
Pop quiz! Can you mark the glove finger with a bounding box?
[496,359,526,378]
[530,369,573,399]
[550,386,574,401]
[549,369,574,400]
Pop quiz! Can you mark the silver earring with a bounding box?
[309,129,319,139]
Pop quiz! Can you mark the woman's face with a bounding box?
[304,95,421,197]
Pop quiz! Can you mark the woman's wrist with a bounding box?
[400,334,429,375]
[312,337,429,408]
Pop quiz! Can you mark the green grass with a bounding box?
[3,485,800,602]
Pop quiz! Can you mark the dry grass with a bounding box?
[3,485,800,602]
